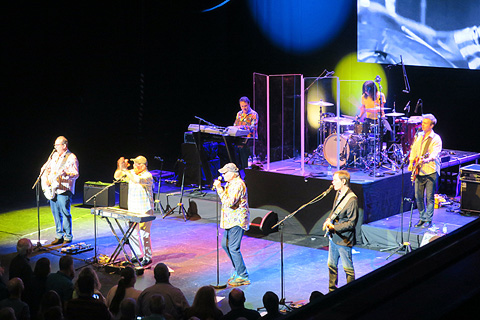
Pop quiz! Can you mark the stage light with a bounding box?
[332,52,388,116]
[247,0,353,54]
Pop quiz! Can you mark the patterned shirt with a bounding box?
[234,109,258,139]
[218,176,250,230]
[454,26,480,69]
[41,150,79,195]
[125,169,154,214]
[409,129,442,176]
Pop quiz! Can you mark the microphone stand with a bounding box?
[211,188,226,289]
[86,180,119,265]
[154,157,166,214]
[271,186,333,309]
[31,149,56,250]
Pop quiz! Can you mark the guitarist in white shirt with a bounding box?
[41,136,79,245]
[408,114,442,228]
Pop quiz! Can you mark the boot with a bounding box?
[328,265,338,292]
[345,268,355,284]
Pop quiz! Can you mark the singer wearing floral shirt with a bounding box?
[213,163,251,287]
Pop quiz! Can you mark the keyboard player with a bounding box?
[234,96,258,169]
[114,155,154,266]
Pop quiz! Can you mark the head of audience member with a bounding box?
[190,286,219,317]
[76,266,101,292]
[75,273,95,297]
[119,298,137,320]
[239,96,251,114]
[39,290,62,315]
[42,306,64,320]
[7,278,24,300]
[109,267,137,315]
[149,294,166,316]
[34,257,51,279]
[309,290,324,303]
[0,307,16,320]
[262,291,280,315]
[16,238,33,257]
[58,255,74,279]
[153,263,170,284]
[228,288,246,310]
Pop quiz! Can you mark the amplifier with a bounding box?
[83,181,115,207]
[460,164,480,183]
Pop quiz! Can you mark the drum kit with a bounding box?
[306,101,422,174]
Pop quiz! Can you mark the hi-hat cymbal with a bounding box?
[385,112,405,117]
[309,100,334,106]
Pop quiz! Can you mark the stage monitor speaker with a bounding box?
[460,180,480,214]
[119,182,128,209]
[247,211,279,236]
[83,181,115,207]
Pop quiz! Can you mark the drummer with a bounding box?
[356,80,386,123]
[355,80,392,143]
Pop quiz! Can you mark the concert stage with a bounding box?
[245,149,480,244]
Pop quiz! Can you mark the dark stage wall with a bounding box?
[245,169,415,237]
[2,1,480,211]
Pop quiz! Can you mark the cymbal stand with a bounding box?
[163,161,187,221]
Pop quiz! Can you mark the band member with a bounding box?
[213,163,250,286]
[323,170,358,292]
[234,96,258,169]
[41,136,79,245]
[114,155,154,266]
[408,114,442,228]
[356,80,386,122]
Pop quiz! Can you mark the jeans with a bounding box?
[222,226,248,279]
[415,172,438,222]
[328,239,355,291]
[50,191,73,241]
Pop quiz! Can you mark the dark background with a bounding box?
[2,1,480,211]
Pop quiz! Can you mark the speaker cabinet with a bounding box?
[83,182,115,207]
[460,180,480,214]
[119,182,128,209]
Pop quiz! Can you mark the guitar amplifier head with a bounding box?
[83,182,115,207]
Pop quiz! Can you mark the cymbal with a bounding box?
[323,117,354,124]
[309,100,334,106]
[342,115,356,120]
[385,112,405,117]
[366,107,391,112]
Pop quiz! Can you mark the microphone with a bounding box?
[211,176,222,190]
[404,101,410,112]
[375,75,381,83]
[154,156,164,162]
[415,99,422,113]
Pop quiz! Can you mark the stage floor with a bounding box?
[0,196,401,313]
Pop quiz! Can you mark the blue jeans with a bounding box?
[415,172,438,222]
[222,226,248,279]
[50,191,73,241]
[328,239,354,291]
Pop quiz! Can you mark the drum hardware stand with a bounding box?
[163,160,188,221]
[153,156,166,214]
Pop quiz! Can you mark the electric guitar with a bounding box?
[41,170,60,200]
[411,152,430,184]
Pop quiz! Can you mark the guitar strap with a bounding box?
[330,190,356,221]
[421,136,432,157]
[56,151,72,172]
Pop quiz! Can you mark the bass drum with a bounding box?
[323,133,363,167]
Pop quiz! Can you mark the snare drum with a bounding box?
[323,133,364,167]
